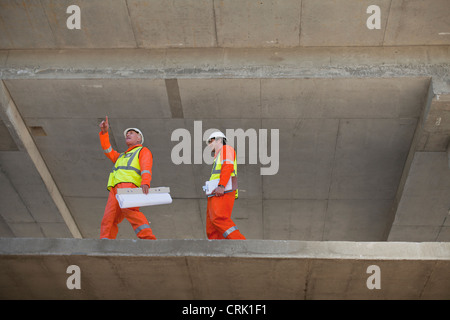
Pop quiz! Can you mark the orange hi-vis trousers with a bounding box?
[206,191,246,240]
[100,183,156,240]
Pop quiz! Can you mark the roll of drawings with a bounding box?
[116,192,172,209]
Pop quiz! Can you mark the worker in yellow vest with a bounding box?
[205,131,245,240]
[98,116,156,240]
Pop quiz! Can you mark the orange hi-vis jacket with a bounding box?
[210,145,237,198]
[99,131,153,189]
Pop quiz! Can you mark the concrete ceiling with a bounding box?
[0,0,449,244]
[0,0,449,49]
[1,66,449,242]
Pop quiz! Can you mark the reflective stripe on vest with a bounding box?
[107,146,143,190]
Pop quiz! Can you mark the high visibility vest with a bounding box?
[107,146,143,190]
[210,146,238,198]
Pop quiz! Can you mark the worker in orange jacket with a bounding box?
[205,131,245,240]
[98,116,156,240]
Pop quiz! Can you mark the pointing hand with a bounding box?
[99,116,109,133]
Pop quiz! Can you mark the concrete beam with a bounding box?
[1,47,448,94]
[0,238,449,299]
[0,81,82,238]
[383,80,433,239]
[388,152,450,241]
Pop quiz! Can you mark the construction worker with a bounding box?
[205,131,246,240]
[98,116,156,240]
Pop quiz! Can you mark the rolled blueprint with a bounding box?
[115,187,172,208]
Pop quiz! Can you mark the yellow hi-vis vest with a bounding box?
[107,146,143,191]
[210,147,238,199]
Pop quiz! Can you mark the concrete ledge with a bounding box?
[1,238,450,260]
[1,47,449,77]
[1,238,449,299]
[1,47,448,94]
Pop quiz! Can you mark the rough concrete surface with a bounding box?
[1,238,449,299]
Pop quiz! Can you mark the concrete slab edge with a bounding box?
[1,238,449,261]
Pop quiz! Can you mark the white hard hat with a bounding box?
[206,131,227,144]
[124,128,144,144]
